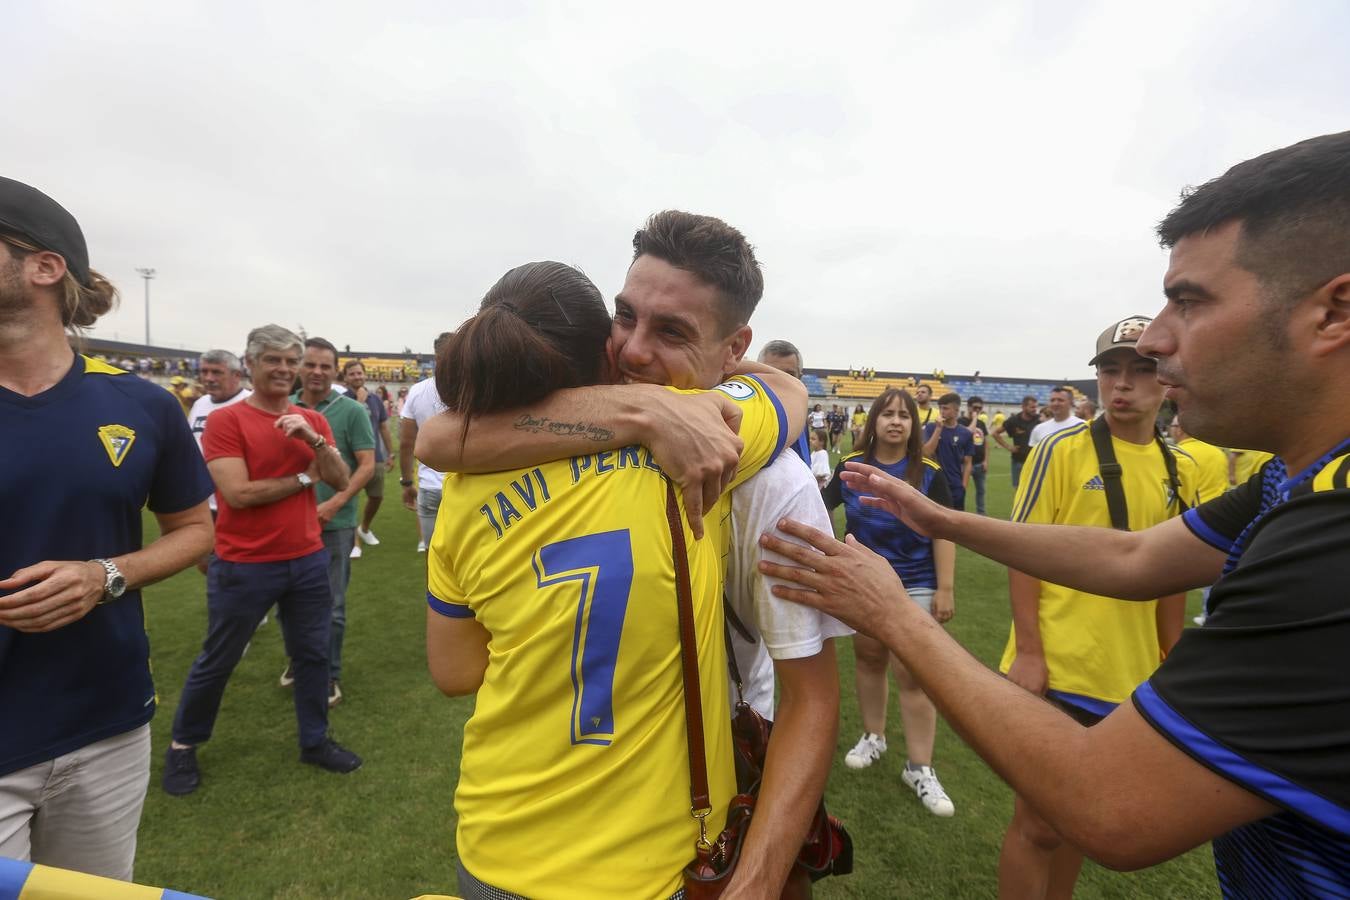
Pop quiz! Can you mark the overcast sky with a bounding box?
[7,1,1348,379]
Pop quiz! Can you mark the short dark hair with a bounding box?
[632,210,763,334]
[341,359,365,376]
[938,392,961,407]
[1022,394,1037,404]
[1157,131,1350,307]
[304,337,339,364]
[1050,386,1073,398]
[967,395,984,406]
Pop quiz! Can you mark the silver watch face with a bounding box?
[107,574,127,597]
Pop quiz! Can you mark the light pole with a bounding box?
[135,267,155,346]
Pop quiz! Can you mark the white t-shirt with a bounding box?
[1029,415,1085,447]
[188,388,253,510]
[809,410,826,430]
[810,449,831,483]
[400,378,447,492]
[728,452,853,719]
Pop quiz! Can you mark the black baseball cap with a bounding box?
[0,177,91,287]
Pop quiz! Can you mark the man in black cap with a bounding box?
[0,177,214,879]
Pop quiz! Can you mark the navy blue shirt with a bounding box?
[822,452,952,589]
[923,422,975,499]
[0,356,213,776]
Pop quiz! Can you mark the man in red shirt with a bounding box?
[163,325,361,796]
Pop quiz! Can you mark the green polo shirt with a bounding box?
[293,388,375,531]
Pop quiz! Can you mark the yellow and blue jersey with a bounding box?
[0,356,213,777]
[426,375,788,900]
[1177,436,1230,503]
[0,857,209,899]
[1000,423,1198,707]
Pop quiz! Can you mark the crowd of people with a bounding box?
[1,128,1347,900]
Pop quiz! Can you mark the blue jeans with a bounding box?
[1011,457,1027,490]
[322,528,355,682]
[970,463,987,515]
[172,549,332,749]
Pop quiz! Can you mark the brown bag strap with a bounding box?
[665,480,714,849]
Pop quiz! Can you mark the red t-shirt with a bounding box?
[202,402,334,563]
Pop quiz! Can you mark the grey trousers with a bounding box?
[0,724,151,881]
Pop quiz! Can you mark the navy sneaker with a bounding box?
[162,745,200,796]
[300,736,362,774]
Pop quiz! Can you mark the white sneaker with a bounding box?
[902,764,955,817]
[1192,614,1207,626]
[417,540,427,553]
[844,733,887,770]
[350,544,362,559]
[356,527,380,546]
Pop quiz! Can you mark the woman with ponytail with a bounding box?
[424,261,791,900]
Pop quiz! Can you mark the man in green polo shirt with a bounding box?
[288,337,374,707]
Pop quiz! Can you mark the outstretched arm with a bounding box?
[758,523,1275,870]
[839,463,1224,598]
[416,367,806,539]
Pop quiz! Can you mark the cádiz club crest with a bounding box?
[98,424,137,467]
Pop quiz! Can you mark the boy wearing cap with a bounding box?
[996,316,1198,899]
[0,177,214,879]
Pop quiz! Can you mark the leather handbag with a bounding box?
[662,483,853,899]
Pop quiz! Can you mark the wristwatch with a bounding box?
[297,472,314,489]
[311,435,327,450]
[92,558,127,605]
[399,478,414,487]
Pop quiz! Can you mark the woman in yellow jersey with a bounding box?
[849,403,866,450]
[423,262,787,900]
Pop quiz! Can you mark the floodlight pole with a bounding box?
[135,267,155,346]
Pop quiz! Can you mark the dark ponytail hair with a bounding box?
[435,261,611,427]
[855,387,926,488]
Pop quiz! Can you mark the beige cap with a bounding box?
[1088,315,1152,366]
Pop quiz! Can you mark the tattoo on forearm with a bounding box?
[513,414,614,443]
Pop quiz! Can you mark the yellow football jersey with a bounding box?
[1177,437,1230,503]
[1001,423,1199,705]
[427,376,788,900]
[1230,448,1275,487]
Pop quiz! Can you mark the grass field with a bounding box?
[133,440,1218,899]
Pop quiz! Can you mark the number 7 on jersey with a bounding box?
[533,530,634,746]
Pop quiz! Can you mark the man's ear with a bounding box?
[27,249,67,287]
[1307,273,1350,358]
[724,324,753,374]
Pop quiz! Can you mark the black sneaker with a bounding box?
[163,745,200,796]
[300,736,362,774]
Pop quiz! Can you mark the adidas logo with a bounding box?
[1083,475,1105,491]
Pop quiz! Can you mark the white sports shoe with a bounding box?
[417,540,427,553]
[356,527,380,546]
[350,544,362,559]
[902,764,955,817]
[844,733,887,770]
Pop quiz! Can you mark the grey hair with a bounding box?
[244,324,303,362]
[757,339,803,369]
[200,348,243,372]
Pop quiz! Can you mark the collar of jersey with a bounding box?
[1278,436,1350,497]
[291,387,341,411]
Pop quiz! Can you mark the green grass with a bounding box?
[133,442,1217,899]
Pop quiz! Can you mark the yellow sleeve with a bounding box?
[426,483,472,619]
[1011,435,1063,525]
[664,374,788,493]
